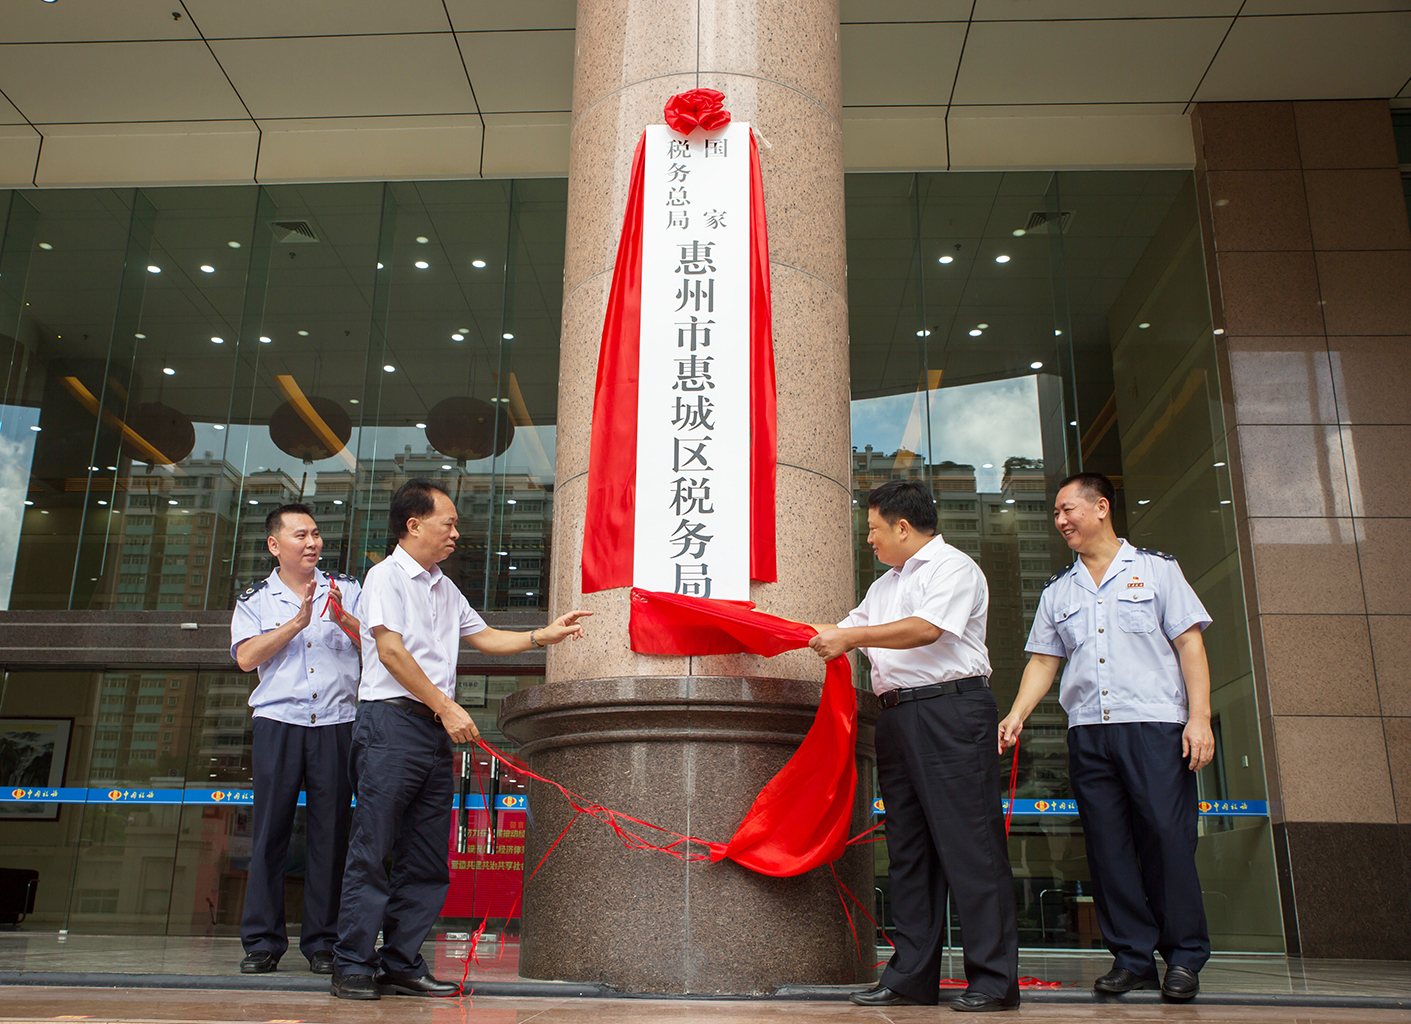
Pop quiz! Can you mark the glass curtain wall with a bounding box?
[845,171,1282,952]
[0,180,564,936]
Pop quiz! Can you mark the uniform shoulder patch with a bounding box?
[237,580,268,602]
[1042,567,1070,591]
[1136,547,1177,561]
[332,572,358,584]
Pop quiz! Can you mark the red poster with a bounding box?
[440,810,526,918]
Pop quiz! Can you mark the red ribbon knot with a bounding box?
[664,89,731,134]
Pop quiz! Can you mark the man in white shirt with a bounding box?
[810,479,1018,1013]
[330,478,590,1000]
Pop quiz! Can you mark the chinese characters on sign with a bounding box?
[636,123,751,600]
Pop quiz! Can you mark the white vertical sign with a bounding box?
[634,122,751,601]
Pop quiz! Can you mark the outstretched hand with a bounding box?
[542,609,593,645]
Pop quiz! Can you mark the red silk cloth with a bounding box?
[581,114,777,593]
[629,589,857,877]
[664,89,732,134]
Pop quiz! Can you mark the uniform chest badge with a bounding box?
[1126,576,1144,589]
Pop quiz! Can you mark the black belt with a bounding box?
[878,676,988,709]
[379,696,438,721]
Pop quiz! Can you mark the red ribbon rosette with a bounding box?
[664,89,731,134]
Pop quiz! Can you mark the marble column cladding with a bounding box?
[502,677,879,994]
[523,0,856,994]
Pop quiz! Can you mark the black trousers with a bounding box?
[1068,722,1210,976]
[241,717,353,960]
[333,700,453,978]
[877,687,1019,1005]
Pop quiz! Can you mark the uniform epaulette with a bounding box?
[1136,547,1177,561]
[332,572,358,584]
[237,580,268,602]
[1042,567,1070,591]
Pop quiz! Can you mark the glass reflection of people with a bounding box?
[330,478,591,1000]
[999,472,1213,1001]
[808,479,1020,1013]
[230,503,363,976]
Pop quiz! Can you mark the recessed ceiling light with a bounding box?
[415,261,429,270]
[1220,499,1231,505]
[1138,499,1150,505]
[969,329,982,337]
[502,333,514,340]
[228,241,241,248]
[451,333,465,341]
[1030,361,1043,369]
[259,336,271,344]
[98,500,108,505]
[89,466,100,472]
[1012,229,1026,237]
[29,425,41,432]
[938,255,953,264]
[135,333,146,339]
[23,500,33,506]
[916,329,931,337]
[333,499,343,505]
[416,236,429,244]
[298,330,309,336]
[214,424,225,430]
[415,422,427,429]
[526,591,534,597]
[1069,420,1077,426]
[383,365,395,372]
[40,509,48,514]
[977,323,989,329]
[349,398,360,404]
[982,463,993,469]
[107,466,116,470]
[506,499,517,505]
[1213,328,1225,335]
[163,367,175,375]
[200,265,215,274]
[1004,498,1016,504]
[1138,322,1151,329]
[497,550,508,556]
[168,499,178,506]
[248,499,258,505]
[472,260,487,269]
[147,265,161,274]
[211,336,223,344]
[441,464,452,470]
[509,565,517,570]
[38,242,52,250]
[995,255,1010,263]
[1213,461,1226,468]
[1054,329,1062,336]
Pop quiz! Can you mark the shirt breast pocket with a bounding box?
[1118,590,1157,633]
[1055,603,1087,650]
[322,620,353,651]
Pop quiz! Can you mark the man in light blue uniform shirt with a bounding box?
[231,503,361,976]
[999,472,1213,1002]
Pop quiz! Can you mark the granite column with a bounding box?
[498,0,870,995]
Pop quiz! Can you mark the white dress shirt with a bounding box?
[1025,540,1211,727]
[358,543,486,703]
[230,568,362,726]
[840,535,992,696]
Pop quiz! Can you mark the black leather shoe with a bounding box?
[849,985,921,1006]
[374,970,460,997]
[950,991,1020,1012]
[239,951,279,974]
[308,951,334,975]
[330,973,380,1000]
[1094,968,1158,993]
[1162,965,1199,1001]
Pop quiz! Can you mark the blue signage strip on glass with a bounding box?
[869,797,1268,818]
[0,789,529,810]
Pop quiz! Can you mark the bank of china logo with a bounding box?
[108,790,122,801]
[1198,801,1212,812]
[1034,800,1050,812]
[10,788,23,800]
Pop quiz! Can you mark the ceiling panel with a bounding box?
[446,0,576,31]
[973,0,1241,17]
[954,19,1230,105]
[184,0,450,37]
[842,23,968,106]
[0,41,248,123]
[456,31,575,112]
[0,90,28,125]
[1240,0,1411,13]
[840,0,972,22]
[0,0,200,42]
[212,35,478,119]
[1196,12,1411,101]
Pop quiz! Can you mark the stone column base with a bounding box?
[499,676,880,994]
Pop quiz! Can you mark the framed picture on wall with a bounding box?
[0,718,73,821]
